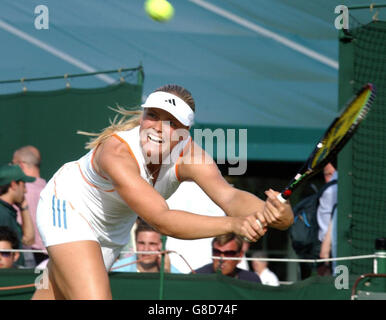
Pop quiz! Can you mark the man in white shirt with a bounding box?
[251,251,279,286]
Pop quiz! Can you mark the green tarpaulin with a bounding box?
[0,82,142,179]
[0,268,352,300]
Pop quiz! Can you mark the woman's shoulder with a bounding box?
[114,125,139,138]
[180,139,213,164]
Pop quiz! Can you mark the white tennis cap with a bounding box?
[141,91,194,127]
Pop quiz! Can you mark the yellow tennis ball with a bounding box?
[145,0,174,22]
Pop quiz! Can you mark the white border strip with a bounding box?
[189,0,339,70]
[0,19,115,84]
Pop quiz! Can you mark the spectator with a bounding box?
[194,234,261,283]
[0,164,36,266]
[251,251,280,286]
[323,163,336,183]
[111,219,181,273]
[0,226,20,269]
[317,162,338,276]
[12,146,48,266]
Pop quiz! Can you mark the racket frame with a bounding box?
[278,83,375,202]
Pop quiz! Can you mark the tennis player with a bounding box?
[32,84,293,299]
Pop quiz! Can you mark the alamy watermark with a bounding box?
[34,267,49,290]
[33,5,350,31]
[193,128,247,175]
[334,265,349,290]
[34,5,49,30]
[334,5,349,30]
[140,122,248,175]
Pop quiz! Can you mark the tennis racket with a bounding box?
[277,83,376,203]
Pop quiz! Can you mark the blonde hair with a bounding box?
[78,84,195,150]
[78,106,142,150]
[155,84,195,112]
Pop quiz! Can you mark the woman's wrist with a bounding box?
[227,216,237,234]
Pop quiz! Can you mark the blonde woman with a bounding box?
[32,84,293,299]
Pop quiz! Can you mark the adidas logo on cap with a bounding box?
[165,99,176,106]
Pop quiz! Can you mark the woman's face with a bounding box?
[139,107,190,164]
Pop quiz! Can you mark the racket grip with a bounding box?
[277,193,287,203]
[242,219,265,242]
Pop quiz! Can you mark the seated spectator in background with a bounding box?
[323,162,336,184]
[194,234,261,283]
[0,164,35,266]
[12,146,48,266]
[111,219,181,273]
[251,251,280,286]
[0,226,20,269]
[317,163,338,243]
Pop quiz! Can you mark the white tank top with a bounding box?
[45,126,191,248]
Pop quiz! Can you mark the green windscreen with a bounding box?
[350,20,386,275]
[339,19,386,275]
[0,80,143,180]
[0,269,351,300]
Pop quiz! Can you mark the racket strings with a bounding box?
[311,86,374,169]
[281,84,375,201]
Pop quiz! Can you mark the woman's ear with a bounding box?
[10,180,18,191]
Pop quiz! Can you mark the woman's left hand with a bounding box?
[263,189,294,230]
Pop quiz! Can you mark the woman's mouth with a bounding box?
[148,134,164,144]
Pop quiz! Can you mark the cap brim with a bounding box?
[141,91,194,127]
[23,176,36,183]
[141,104,191,126]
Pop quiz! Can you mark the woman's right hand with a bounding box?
[231,214,267,242]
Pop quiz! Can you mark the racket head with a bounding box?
[281,83,376,200]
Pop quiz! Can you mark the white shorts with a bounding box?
[36,186,121,271]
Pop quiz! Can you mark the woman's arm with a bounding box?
[94,137,265,242]
[179,156,265,217]
[178,141,293,230]
[262,189,294,230]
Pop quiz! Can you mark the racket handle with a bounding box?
[277,193,287,203]
[256,218,263,229]
[242,219,265,242]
